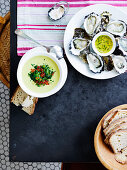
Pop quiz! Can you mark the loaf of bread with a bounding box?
[102,108,127,164]
[11,86,38,115]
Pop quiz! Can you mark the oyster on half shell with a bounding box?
[84,12,101,36]
[101,11,112,25]
[118,37,127,56]
[73,28,91,39]
[94,11,112,34]
[86,53,104,73]
[106,20,127,37]
[103,56,114,71]
[79,49,88,63]
[48,5,66,21]
[112,55,127,74]
[69,38,90,56]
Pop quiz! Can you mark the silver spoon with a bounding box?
[15,29,63,60]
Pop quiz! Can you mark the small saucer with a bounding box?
[92,31,116,56]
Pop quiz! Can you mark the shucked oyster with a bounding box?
[118,37,127,56]
[112,55,127,74]
[70,38,90,56]
[48,0,69,21]
[103,56,114,71]
[94,11,112,34]
[79,49,88,63]
[101,11,112,26]
[73,28,91,39]
[86,53,104,73]
[106,20,127,37]
[48,1,69,21]
[84,12,101,36]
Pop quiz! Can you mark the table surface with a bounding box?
[0,1,61,170]
[10,0,127,162]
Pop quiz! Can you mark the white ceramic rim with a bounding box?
[17,47,68,98]
[92,32,116,56]
[64,4,127,79]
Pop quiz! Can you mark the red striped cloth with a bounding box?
[17,0,127,56]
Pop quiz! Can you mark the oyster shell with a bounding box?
[103,56,114,71]
[70,38,90,56]
[48,5,65,21]
[86,53,104,73]
[113,46,124,56]
[106,20,127,36]
[84,12,101,36]
[101,11,112,26]
[112,55,127,74]
[73,28,91,39]
[118,37,127,55]
[79,49,88,63]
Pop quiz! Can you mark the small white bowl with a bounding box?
[17,47,68,98]
[92,32,116,56]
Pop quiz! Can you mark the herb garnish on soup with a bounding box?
[28,64,55,87]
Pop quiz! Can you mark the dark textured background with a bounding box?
[10,0,127,162]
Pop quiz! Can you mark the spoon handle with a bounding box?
[15,29,49,51]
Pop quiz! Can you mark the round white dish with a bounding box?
[64,4,127,79]
[92,32,116,56]
[17,47,68,98]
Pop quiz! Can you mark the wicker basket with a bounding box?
[0,12,10,88]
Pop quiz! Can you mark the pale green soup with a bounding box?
[22,55,60,93]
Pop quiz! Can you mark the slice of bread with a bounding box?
[11,86,38,115]
[103,117,127,136]
[108,109,127,126]
[102,109,127,129]
[115,147,127,164]
[104,122,127,144]
[22,97,38,115]
[102,111,116,129]
[11,86,27,106]
[109,129,127,153]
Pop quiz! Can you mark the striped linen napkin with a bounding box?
[17,0,127,56]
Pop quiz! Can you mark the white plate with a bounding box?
[17,47,68,98]
[64,4,127,79]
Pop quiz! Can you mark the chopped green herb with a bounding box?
[28,64,55,87]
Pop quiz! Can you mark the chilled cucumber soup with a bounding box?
[22,55,60,93]
[95,35,113,53]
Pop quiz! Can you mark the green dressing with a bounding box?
[95,35,113,53]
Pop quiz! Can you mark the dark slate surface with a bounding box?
[10,0,127,162]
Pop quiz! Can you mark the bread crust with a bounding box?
[11,86,20,103]
[22,102,36,115]
[103,117,127,136]
[115,153,127,164]
[102,110,117,129]
[108,110,119,125]
[115,146,127,164]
